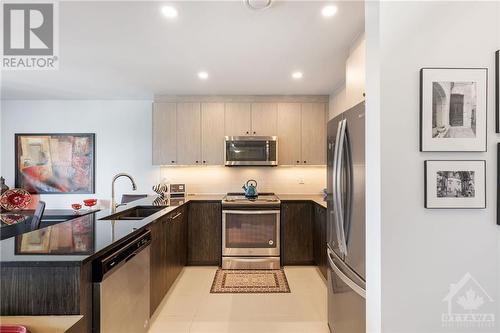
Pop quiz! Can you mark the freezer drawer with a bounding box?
[327,247,365,333]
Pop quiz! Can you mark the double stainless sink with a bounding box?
[100,206,166,221]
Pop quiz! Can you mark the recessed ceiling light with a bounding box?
[292,71,303,79]
[321,5,338,18]
[245,0,273,10]
[198,71,209,80]
[161,6,178,18]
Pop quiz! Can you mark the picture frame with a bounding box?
[15,133,96,194]
[496,51,499,133]
[420,68,488,152]
[424,160,486,209]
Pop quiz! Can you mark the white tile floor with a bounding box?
[148,266,329,333]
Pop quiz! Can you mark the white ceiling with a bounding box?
[1,1,365,100]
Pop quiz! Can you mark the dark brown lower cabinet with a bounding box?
[281,201,327,278]
[187,202,222,266]
[314,204,327,279]
[281,201,314,265]
[150,206,187,316]
[149,217,167,316]
[166,205,187,291]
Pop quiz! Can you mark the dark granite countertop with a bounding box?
[0,209,99,241]
[277,194,327,208]
[0,193,326,265]
[0,196,186,264]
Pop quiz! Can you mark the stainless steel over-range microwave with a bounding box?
[224,136,278,166]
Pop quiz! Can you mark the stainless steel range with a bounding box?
[222,193,281,269]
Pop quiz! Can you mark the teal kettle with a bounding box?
[242,179,258,198]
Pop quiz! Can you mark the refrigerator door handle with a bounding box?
[343,123,354,247]
[335,119,348,256]
[332,120,343,250]
[327,247,366,299]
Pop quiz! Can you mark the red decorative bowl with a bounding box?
[83,199,97,208]
[0,189,32,211]
[71,203,82,212]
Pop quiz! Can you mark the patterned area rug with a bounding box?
[210,269,291,294]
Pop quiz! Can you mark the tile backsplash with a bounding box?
[159,166,326,194]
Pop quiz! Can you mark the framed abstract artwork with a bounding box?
[420,68,488,152]
[424,160,486,209]
[15,133,95,194]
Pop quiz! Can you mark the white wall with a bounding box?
[376,2,499,332]
[0,71,3,178]
[329,34,366,119]
[0,101,3,178]
[0,100,160,209]
[160,165,325,194]
[365,1,381,332]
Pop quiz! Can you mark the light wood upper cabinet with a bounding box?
[201,103,225,165]
[277,103,302,165]
[251,103,277,136]
[176,103,201,165]
[224,103,251,136]
[301,103,326,165]
[152,103,177,165]
[152,97,327,166]
[345,38,366,109]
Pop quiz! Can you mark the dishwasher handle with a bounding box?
[93,230,151,282]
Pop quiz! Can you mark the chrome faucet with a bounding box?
[111,173,137,213]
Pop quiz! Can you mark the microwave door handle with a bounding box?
[266,141,270,162]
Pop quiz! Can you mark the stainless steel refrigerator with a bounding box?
[327,101,366,333]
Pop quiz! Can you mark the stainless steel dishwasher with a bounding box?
[93,230,151,333]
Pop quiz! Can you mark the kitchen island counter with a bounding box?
[0,196,181,264]
[0,209,98,241]
[0,315,83,333]
[0,195,189,333]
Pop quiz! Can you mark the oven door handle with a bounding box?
[222,210,281,215]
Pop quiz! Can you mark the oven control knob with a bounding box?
[268,240,274,245]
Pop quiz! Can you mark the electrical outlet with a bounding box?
[298,179,305,185]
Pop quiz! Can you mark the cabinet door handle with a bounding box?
[246,131,249,135]
[195,161,199,164]
[171,160,175,164]
[170,212,182,221]
[296,160,300,164]
[253,131,256,134]
[203,160,206,164]
[303,161,307,164]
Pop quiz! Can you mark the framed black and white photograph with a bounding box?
[496,51,499,133]
[420,68,488,152]
[425,160,486,209]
